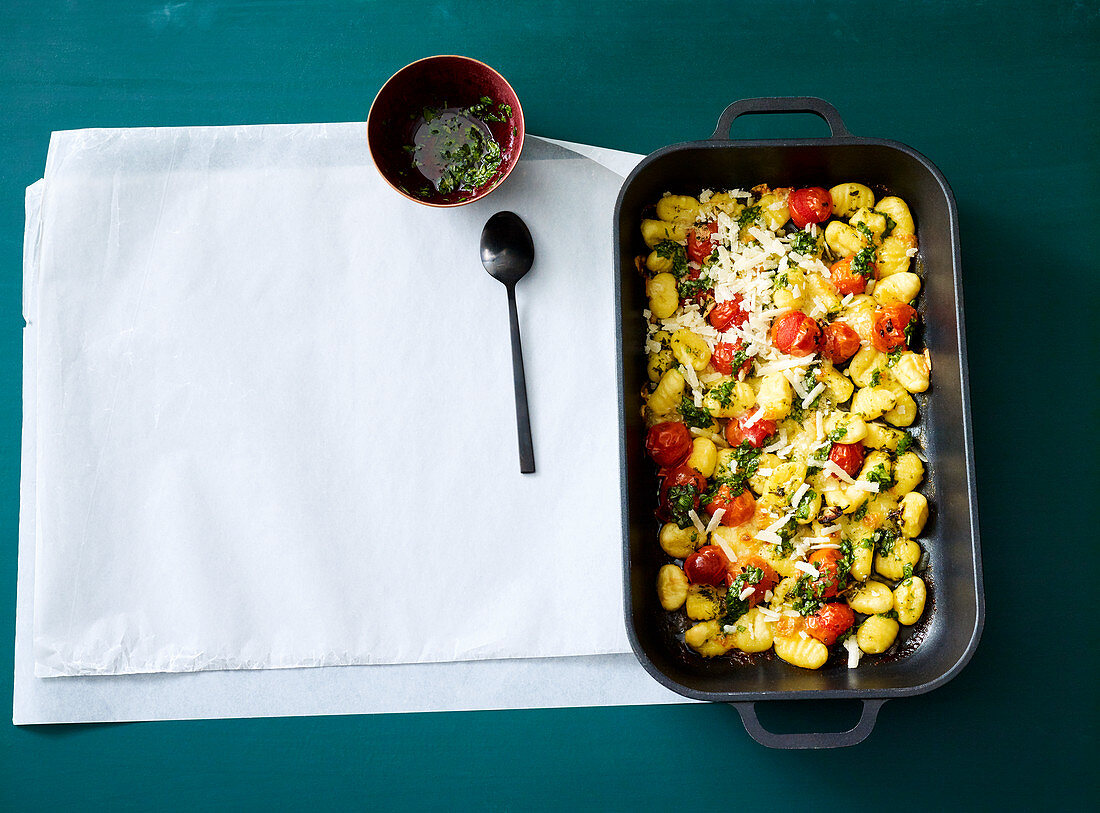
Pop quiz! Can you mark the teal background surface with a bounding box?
[2,0,1096,808]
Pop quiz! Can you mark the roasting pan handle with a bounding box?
[710,97,851,139]
[731,698,885,749]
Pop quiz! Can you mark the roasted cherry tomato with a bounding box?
[771,311,821,357]
[805,602,856,646]
[707,295,749,331]
[727,555,779,606]
[828,256,873,296]
[711,340,753,377]
[871,304,918,353]
[645,421,692,468]
[686,221,719,264]
[658,464,706,520]
[807,548,847,599]
[820,321,861,364]
[787,187,833,229]
[683,544,730,586]
[725,412,777,449]
[704,483,756,527]
[828,441,865,479]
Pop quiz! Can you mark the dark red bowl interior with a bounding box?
[367,55,525,207]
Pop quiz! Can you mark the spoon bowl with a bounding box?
[480,211,536,474]
[481,211,535,285]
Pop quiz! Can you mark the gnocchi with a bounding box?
[639,183,932,671]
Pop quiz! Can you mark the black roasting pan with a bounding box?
[614,98,985,748]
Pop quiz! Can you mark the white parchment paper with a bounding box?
[28,124,639,678]
[14,132,691,724]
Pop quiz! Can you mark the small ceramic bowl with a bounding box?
[367,55,525,207]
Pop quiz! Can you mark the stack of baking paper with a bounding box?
[15,126,686,723]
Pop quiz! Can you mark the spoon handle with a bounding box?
[506,284,536,474]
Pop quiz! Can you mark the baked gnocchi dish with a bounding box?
[639,183,930,670]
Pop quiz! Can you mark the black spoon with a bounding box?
[480,211,536,474]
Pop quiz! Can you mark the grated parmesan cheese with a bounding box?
[704,509,726,534]
[754,529,783,546]
[687,509,706,534]
[850,479,881,493]
[713,535,738,564]
[802,382,826,409]
[844,637,862,668]
[744,406,767,426]
[823,460,857,484]
[795,561,820,577]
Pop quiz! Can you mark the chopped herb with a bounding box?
[722,565,766,624]
[654,240,688,278]
[737,206,761,229]
[703,473,747,504]
[678,273,711,299]
[851,245,877,278]
[881,212,897,238]
[873,527,899,556]
[790,575,824,616]
[794,488,818,521]
[896,432,914,455]
[773,272,789,289]
[877,609,899,620]
[679,396,713,430]
[869,368,882,386]
[887,349,903,367]
[772,516,798,558]
[827,424,848,442]
[730,440,764,480]
[666,484,700,530]
[865,463,894,489]
[731,344,752,375]
[855,221,877,244]
[902,563,914,579]
[851,502,869,522]
[802,366,821,407]
[789,230,818,255]
[466,96,512,123]
[903,318,917,348]
[710,378,737,408]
